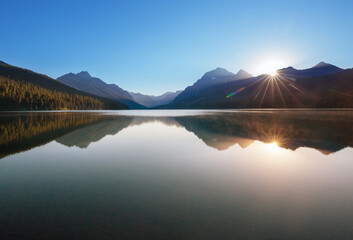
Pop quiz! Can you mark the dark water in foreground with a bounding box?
[0,110,352,240]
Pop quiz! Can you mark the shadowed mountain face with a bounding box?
[277,62,343,79]
[57,71,132,100]
[1,111,352,159]
[129,91,182,108]
[57,72,145,109]
[163,65,351,109]
[172,68,253,104]
[57,70,182,108]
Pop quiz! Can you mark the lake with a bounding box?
[0,110,352,239]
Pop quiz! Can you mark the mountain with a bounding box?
[129,90,182,108]
[233,69,254,79]
[162,63,350,109]
[57,72,145,109]
[277,61,342,79]
[0,61,128,110]
[57,71,131,99]
[173,68,253,103]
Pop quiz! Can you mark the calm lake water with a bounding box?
[0,110,352,239]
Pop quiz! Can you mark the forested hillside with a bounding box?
[0,61,127,110]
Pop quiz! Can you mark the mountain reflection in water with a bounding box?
[1,110,353,240]
[1,110,352,158]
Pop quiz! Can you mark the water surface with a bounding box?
[0,110,352,239]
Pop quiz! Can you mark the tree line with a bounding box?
[0,76,108,110]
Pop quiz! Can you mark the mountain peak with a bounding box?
[203,68,235,78]
[235,69,252,79]
[312,61,332,68]
[212,67,232,74]
[76,71,92,78]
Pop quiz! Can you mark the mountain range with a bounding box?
[57,72,181,108]
[277,62,343,79]
[162,62,352,108]
[1,60,352,110]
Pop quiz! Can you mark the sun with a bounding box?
[268,69,278,77]
[259,59,281,76]
[267,142,281,152]
[254,55,289,76]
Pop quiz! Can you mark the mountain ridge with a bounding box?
[57,72,132,100]
[162,62,351,109]
[0,61,128,110]
[57,71,147,109]
[57,70,184,108]
[173,67,253,103]
[2,60,351,110]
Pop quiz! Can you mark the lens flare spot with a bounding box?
[226,87,245,98]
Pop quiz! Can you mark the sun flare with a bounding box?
[267,142,281,151]
[259,59,281,76]
[268,70,278,77]
[254,55,289,76]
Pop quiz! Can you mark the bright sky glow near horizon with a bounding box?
[1,0,352,95]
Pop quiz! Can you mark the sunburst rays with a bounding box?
[225,71,313,108]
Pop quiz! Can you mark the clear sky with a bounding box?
[1,0,352,95]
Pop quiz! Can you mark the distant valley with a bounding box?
[129,91,182,108]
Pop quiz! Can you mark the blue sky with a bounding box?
[1,0,352,95]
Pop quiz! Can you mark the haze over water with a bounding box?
[0,110,352,239]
